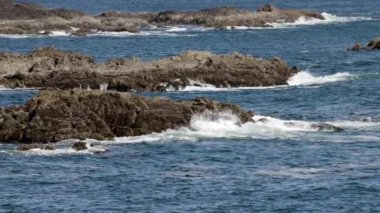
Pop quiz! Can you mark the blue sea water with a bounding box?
[0,0,380,212]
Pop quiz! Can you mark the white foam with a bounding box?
[328,120,380,131]
[49,31,71,36]
[165,25,213,32]
[91,30,195,37]
[287,71,354,86]
[255,167,325,179]
[171,71,353,92]
[0,85,39,91]
[11,112,380,156]
[111,112,380,144]
[0,34,33,38]
[18,141,107,156]
[94,112,380,145]
[268,12,371,28]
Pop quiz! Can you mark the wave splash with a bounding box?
[108,112,380,144]
[268,12,371,28]
[9,111,380,156]
[287,71,354,86]
[174,71,354,92]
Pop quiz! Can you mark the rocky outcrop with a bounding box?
[347,37,380,51]
[153,4,324,29]
[0,90,254,143]
[0,2,324,35]
[0,47,298,91]
[0,1,146,35]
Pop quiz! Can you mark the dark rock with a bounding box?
[348,43,362,51]
[0,90,254,143]
[310,123,343,132]
[0,48,298,91]
[72,141,87,151]
[367,37,380,49]
[152,5,324,28]
[348,37,380,51]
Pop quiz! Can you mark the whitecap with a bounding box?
[91,30,195,37]
[268,12,371,28]
[18,141,107,156]
[255,167,325,179]
[287,71,354,86]
[11,111,380,156]
[327,120,380,131]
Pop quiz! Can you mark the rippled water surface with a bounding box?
[0,0,379,212]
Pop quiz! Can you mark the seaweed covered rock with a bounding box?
[0,90,254,143]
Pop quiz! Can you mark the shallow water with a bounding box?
[1,0,380,212]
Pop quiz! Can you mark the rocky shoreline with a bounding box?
[0,90,254,144]
[0,47,298,91]
[0,1,324,35]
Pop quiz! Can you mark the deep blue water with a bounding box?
[1,0,380,212]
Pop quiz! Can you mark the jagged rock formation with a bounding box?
[0,90,254,143]
[348,37,380,51]
[0,47,298,91]
[0,2,324,35]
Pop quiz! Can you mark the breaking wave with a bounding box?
[268,12,371,28]
[97,112,380,144]
[287,71,355,86]
[172,71,355,92]
[8,111,380,156]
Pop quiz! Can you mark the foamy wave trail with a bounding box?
[172,71,353,92]
[98,112,380,144]
[91,30,195,37]
[328,119,380,131]
[18,141,107,156]
[268,12,371,28]
[0,85,39,91]
[164,25,213,32]
[287,71,354,86]
[255,167,325,179]
[13,112,380,156]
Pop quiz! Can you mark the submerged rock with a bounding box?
[0,47,298,91]
[17,143,55,151]
[0,90,254,143]
[310,123,343,132]
[348,37,380,51]
[0,2,324,35]
[72,142,88,151]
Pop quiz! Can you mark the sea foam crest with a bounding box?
[287,71,354,86]
[12,111,380,156]
[268,12,371,28]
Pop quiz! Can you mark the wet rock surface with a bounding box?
[0,47,298,91]
[0,90,254,143]
[72,141,88,151]
[348,37,380,51]
[0,1,324,35]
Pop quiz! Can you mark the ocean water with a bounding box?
[1,0,380,212]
